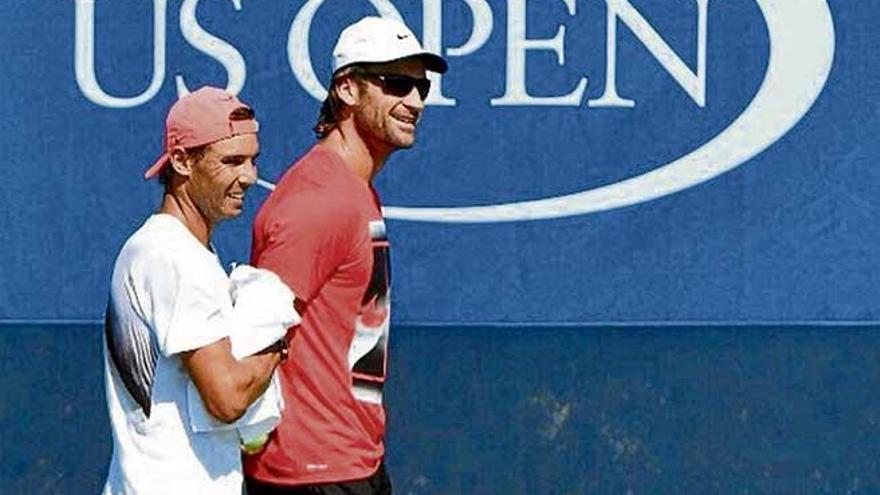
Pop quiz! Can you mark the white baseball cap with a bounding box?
[332,16,448,74]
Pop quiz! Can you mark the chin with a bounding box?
[222,207,244,219]
[390,135,416,149]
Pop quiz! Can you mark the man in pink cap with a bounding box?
[102,86,293,494]
[244,17,448,495]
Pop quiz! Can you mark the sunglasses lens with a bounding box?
[415,79,430,100]
[377,75,431,100]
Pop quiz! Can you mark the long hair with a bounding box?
[313,65,367,139]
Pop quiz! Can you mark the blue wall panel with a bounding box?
[1,0,876,323]
[3,324,880,494]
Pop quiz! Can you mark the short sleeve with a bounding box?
[252,192,359,303]
[132,250,233,357]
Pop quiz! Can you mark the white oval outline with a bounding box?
[381,0,836,223]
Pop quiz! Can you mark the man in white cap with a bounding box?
[102,86,297,494]
[244,16,448,495]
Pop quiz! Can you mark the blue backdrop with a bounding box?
[2,0,872,323]
[2,1,878,493]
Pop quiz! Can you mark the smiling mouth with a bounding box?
[392,114,418,126]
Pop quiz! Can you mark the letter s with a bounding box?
[176,0,247,97]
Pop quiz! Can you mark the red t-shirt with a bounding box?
[244,146,391,486]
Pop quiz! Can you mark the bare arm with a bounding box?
[181,337,285,424]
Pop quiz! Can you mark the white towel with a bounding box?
[186,265,299,448]
[227,265,300,359]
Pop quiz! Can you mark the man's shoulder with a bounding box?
[116,216,218,280]
[274,146,365,197]
[259,153,368,223]
[122,216,189,257]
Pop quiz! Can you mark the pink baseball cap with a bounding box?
[144,86,260,179]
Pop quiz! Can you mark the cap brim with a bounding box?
[415,52,448,74]
[337,52,449,75]
[144,152,170,179]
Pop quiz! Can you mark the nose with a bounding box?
[239,160,257,189]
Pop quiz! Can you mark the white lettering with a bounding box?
[422,0,494,106]
[590,0,709,108]
[289,0,404,102]
[491,0,588,106]
[74,0,167,108]
[175,0,247,97]
[385,0,834,223]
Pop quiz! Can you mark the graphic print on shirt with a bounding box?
[104,302,159,416]
[348,220,391,405]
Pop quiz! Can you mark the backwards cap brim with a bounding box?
[144,152,170,179]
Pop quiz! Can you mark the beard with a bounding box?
[353,103,417,152]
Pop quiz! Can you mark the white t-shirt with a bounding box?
[102,214,243,495]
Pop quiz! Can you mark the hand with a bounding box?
[258,338,289,362]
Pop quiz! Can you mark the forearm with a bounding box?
[182,338,285,423]
[235,348,284,409]
[193,264,297,422]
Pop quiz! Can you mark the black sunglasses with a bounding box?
[365,73,431,101]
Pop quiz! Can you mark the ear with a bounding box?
[335,76,361,106]
[169,147,194,178]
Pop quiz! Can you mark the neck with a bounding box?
[158,189,213,247]
[319,122,392,183]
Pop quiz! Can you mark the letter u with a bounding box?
[74,0,167,108]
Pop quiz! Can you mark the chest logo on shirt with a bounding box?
[348,220,391,404]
